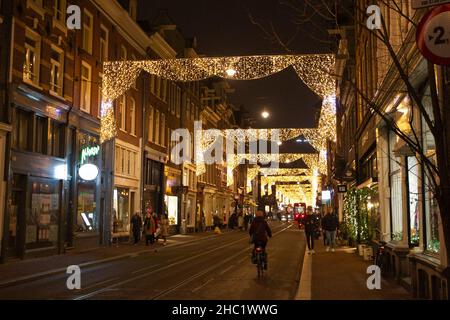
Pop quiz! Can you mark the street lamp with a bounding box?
[225,68,237,77]
[261,110,270,119]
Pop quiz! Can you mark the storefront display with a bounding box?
[165,195,178,226]
[76,133,99,235]
[113,187,131,234]
[27,179,60,249]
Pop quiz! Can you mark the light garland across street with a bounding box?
[100,54,336,189]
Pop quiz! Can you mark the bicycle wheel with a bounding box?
[256,254,263,277]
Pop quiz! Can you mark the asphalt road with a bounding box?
[0,221,306,300]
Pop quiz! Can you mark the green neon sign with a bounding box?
[81,145,100,164]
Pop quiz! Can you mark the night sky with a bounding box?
[138,0,333,129]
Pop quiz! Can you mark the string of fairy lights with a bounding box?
[100,54,336,197]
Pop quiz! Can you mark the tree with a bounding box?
[250,0,450,267]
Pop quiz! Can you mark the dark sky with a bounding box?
[138,0,332,129]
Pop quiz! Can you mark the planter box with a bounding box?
[358,244,366,256]
[364,247,373,261]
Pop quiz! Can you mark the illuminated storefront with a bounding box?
[75,135,100,236]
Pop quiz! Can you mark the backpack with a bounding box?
[250,221,266,244]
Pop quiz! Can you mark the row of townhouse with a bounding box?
[332,1,450,299]
[0,0,256,262]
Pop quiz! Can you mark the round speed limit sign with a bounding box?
[416,4,450,65]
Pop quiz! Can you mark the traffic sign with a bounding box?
[413,0,450,9]
[416,4,450,65]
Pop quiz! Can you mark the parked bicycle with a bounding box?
[374,240,387,271]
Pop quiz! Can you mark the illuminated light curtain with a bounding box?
[101,55,336,142]
[261,175,312,185]
[247,166,260,183]
[259,168,310,176]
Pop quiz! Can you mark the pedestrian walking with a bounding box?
[143,208,156,245]
[160,213,169,246]
[238,213,244,230]
[153,213,160,242]
[303,206,316,254]
[130,211,142,245]
[244,213,251,231]
[229,212,237,229]
[322,208,339,252]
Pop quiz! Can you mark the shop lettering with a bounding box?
[81,146,100,164]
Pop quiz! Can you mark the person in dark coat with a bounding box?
[303,206,317,254]
[229,212,237,229]
[249,210,272,269]
[130,211,142,245]
[322,208,339,252]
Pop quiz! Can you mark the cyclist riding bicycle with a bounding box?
[249,210,272,270]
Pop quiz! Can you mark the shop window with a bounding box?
[27,179,60,249]
[113,187,130,234]
[76,182,97,233]
[165,195,178,225]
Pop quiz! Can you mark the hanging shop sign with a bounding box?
[79,144,100,181]
[416,4,450,65]
[78,163,99,181]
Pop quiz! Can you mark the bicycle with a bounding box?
[254,246,266,277]
[374,240,386,271]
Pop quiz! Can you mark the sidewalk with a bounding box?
[0,230,228,288]
[296,239,411,300]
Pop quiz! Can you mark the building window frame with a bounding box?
[23,28,42,88]
[99,24,109,63]
[82,9,93,54]
[80,61,92,113]
[119,95,126,132]
[50,45,64,98]
[148,106,154,143]
[130,97,136,136]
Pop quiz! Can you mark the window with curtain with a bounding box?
[82,10,93,54]
[130,98,136,136]
[80,61,92,113]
